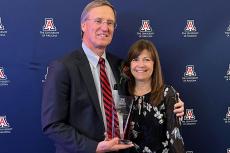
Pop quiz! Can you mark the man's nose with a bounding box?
[100,21,109,30]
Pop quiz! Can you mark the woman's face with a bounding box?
[130,49,154,84]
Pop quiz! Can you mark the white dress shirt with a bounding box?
[82,43,120,132]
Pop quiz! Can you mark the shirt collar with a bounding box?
[82,43,106,68]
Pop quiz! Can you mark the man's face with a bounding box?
[81,6,116,55]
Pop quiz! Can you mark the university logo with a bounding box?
[225,24,230,37]
[43,18,56,31]
[226,107,230,118]
[182,20,199,38]
[0,67,7,80]
[227,25,230,32]
[140,20,152,32]
[227,148,230,153]
[227,65,230,75]
[40,18,59,37]
[184,109,196,120]
[184,20,196,32]
[137,20,154,38]
[0,116,12,134]
[0,17,5,30]
[182,65,198,82]
[0,116,9,128]
[0,17,7,37]
[42,66,49,83]
[0,67,10,86]
[182,108,198,125]
[184,65,196,77]
[224,107,230,124]
[224,64,230,81]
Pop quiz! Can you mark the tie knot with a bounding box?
[98,57,105,65]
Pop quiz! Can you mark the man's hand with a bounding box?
[173,94,184,117]
[96,137,134,153]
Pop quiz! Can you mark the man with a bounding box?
[41,1,184,153]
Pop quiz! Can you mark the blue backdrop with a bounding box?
[0,0,230,153]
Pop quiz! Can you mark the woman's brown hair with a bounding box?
[125,39,164,106]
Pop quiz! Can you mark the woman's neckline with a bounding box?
[134,90,151,97]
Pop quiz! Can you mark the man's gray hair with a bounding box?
[80,0,117,37]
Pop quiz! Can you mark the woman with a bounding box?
[123,39,185,153]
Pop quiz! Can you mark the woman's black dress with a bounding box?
[128,86,185,153]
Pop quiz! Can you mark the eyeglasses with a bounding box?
[131,57,153,63]
[86,18,117,29]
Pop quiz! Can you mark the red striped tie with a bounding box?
[98,57,119,139]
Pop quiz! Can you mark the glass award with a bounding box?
[115,95,133,144]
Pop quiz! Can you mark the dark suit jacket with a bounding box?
[42,49,123,153]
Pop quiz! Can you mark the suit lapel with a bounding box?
[107,53,120,85]
[75,49,104,124]
[73,50,121,129]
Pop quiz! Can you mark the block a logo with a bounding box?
[0,17,8,37]
[182,20,199,38]
[0,67,7,80]
[224,64,230,81]
[0,116,9,127]
[184,20,196,32]
[137,20,154,38]
[227,148,230,153]
[40,18,59,37]
[226,107,230,118]
[182,65,198,83]
[43,18,56,31]
[0,67,10,86]
[182,108,198,126]
[184,65,196,77]
[225,24,230,37]
[224,107,230,124]
[140,20,152,32]
[0,17,4,30]
[184,109,196,120]
[227,65,230,75]
[0,116,13,134]
[228,25,230,31]
[42,66,49,83]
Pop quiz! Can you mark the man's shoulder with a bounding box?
[106,52,123,65]
[62,48,83,61]
[107,52,122,60]
[48,48,85,69]
[53,48,84,64]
